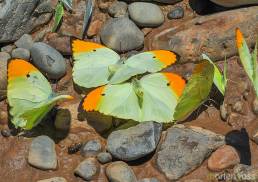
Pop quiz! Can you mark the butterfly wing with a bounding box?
[173,60,214,121]
[8,59,72,129]
[139,73,185,122]
[109,50,177,84]
[83,84,141,121]
[72,40,120,88]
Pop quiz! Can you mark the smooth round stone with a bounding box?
[80,139,102,157]
[167,6,184,19]
[30,42,66,79]
[14,34,34,50]
[208,145,240,172]
[100,17,144,52]
[210,0,258,7]
[128,2,164,27]
[108,1,128,18]
[74,158,99,181]
[37,177,67,182]
[28,135,57,170]
[97,152,112,164]
[11,48,30,60]
[106,161,137,182]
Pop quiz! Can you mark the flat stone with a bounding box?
[11,48,30,60]
[146,6,258,63]
[208,145,240,172]
[74,158,99,181]
[0,0,53,43]
[108,1,128,18]
[106,161,137,182]
[210,0,258,7]
[100,17,144,52]
[107,121,162,161]
[80,139,102,157]
[37,177,67,182]
[14,34,34,50]
[156,125,225,180]
[97,152,112,164]
[28,135,57,170]
[128,2,164,27]
[30,42,66,79]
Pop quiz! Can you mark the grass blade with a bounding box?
[82,0,94,39]
[61,0,73,11]
[52,2,64,32]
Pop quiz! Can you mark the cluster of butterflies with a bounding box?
[7,28,249,130]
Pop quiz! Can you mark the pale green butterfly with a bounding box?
[174,60,214,121]
[82,72,185,123]
[72,40,177,88]
[236,28,258,97]
[7,59,73,130]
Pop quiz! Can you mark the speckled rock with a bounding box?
[128,2,164,27]
[100,17,144,52]
[107,121,162,161]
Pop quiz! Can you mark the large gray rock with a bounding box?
[106,161,137,182]
[31,42,66,79]
[128,2,164,27]
[0,0,53,43]
[28,135,57,170]
[100,17,144,52]
[210,0,258,7]
[107,121,162,161]
[156,125,225,180]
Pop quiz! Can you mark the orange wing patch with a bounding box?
[236,28,244,49]
[162,73,185,97]
[8,59,37,80]
[83,86,105,111]
[151,50,177,67]
[72,40,105,54]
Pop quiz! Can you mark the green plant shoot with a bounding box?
[52,2,64,32]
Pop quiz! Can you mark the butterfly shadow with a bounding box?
[225,128,251,165]
[9,108,72,143]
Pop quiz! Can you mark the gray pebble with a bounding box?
[167,6,184,19]
[28,135,57,170]
[97,152,112,164]
[128,2,164,27]
[100,17,144,52]
[108,1,128,18]
[11,48,30,60]
[74,158,99,181]
[14,34,34,50]
[31,42,66,79]
[106,161,137,182]
[80,139,102,157]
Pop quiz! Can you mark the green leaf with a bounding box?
[61,0,73,11]
[82,0,94,38]
[173,60,214,121]
[202,54,225,95]
[52,2,64,32]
